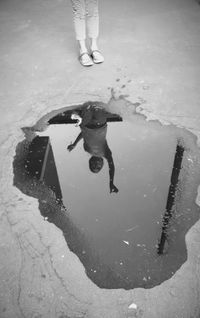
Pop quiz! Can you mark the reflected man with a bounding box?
[67,105,119,193]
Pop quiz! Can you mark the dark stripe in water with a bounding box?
[158,142,185,255]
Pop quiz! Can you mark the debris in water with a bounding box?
[128,303,137,310]
[123,240,130,245]
[125,225,138,232]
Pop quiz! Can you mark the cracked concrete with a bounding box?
[1,0,200,317]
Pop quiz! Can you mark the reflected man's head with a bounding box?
[89,156,104,173]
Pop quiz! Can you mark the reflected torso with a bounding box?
[82,124,107,157]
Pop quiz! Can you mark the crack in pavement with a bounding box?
[3,208,92,317]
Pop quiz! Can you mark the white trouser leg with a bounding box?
[85,0,99,39]
[71,0,86,40]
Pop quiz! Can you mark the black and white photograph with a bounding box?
[0,0,200,317]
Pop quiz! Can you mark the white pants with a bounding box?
[70,0,99,40]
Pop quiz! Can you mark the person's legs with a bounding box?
[86,0,104,63]
[71,0,86,48]
[71,0,94,65]
[85,0,99,46]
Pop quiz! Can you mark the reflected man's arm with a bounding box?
[67,132,83,151]
[105,142,119,193]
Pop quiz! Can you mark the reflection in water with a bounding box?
[13,103,200,289]
[157,142,185,255]
[67,105,120,193]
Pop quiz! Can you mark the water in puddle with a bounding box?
[13,101,200,289]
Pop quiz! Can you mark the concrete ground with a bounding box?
[1,0,200,317]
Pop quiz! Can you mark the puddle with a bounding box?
[13,100,200,289]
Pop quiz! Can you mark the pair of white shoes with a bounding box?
[79,50,104,67]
